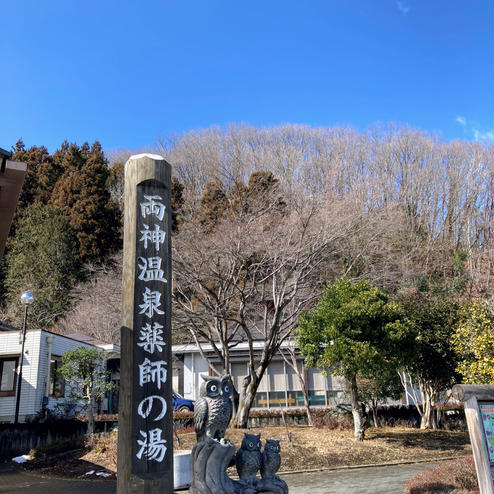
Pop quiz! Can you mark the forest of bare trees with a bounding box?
[5,124,491,425]
[54,123,493,345]
[159,124,493,296]
[92,124,493,426]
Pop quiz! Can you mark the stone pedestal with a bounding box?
[175,450,192,489]
[189,438,288,494]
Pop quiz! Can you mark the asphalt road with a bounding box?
[0,461,437,494]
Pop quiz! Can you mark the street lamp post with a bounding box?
[14,291,34,424]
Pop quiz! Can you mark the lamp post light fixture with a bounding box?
[14,291,34,424]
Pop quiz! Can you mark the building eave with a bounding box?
[171,339,297,354]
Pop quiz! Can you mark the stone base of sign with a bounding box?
[175,450,192,489]
[189,438,288,494]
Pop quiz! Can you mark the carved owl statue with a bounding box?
[235,432,262,481]
[260,439,281,479]
[194,374,233,442]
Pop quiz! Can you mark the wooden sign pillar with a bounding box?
[117,154,174,494]
[452,384,494,494]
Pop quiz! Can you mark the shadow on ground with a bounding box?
[20,451,115,480]
[369,430,470,452]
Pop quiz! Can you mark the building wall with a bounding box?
[0,330,42,422]
[183,352,210,401]
[181,351,346,408]
[0,330,96,423]
[38,332,93,417]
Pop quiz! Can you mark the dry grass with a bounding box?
[82,433,118,471]
[404,457,479,494]
[174,426,471,473]
[23,426,471,478]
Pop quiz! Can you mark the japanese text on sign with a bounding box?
[132,186,171,475]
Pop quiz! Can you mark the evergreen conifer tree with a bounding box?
[4,203,81,327]
[11,139,63,229]
[50,141,121,261]
[199,179,228,231]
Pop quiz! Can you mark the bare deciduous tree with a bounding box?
[173,180,364,426]
[155,124,493,298]
[280,341,313,426]
[56,256,122,344]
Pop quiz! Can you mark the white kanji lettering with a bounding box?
[140,195,166,221]
[138,322,165,354]
[137,395,167,421]
[139,357,167,389]
[136,428,167,462]
[140,224,166,251]
[137,256,167,283]
[139,287,165,318]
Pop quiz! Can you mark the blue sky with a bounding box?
[2,0,493,152]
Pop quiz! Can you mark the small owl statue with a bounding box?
[261,439,281,479]
[194,374,233,442]
[236,432,262,481]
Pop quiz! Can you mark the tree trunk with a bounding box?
[280,345,313,426]
[232,386,240,419]
[236,383,257,428]
[302,388,313,426]
[371,405,380,428]
[349,375,365,440]
[299,363,313,426]
[87,393,95,434]
[234,358,269,428]
[419,381,435,430]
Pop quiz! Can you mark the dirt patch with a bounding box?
[16,426,471,479]
[19,433,117,480]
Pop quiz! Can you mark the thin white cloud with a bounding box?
[455,116,466,126]
[397,1,411,14]
[473,128,494,142]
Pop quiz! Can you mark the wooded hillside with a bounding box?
[1,124,492,344]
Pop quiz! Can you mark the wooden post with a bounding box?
[117,154,174,494]
[452,384,494,494]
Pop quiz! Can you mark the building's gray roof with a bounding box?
[64,331,120,353]
[0,321,18,331]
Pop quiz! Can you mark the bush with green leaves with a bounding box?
[297,279,409,439]
[399,291,461,429]
[58,347,115,434]
[453,301,494,384]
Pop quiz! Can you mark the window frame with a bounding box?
[49,355,65,398]
[0,355,19,397]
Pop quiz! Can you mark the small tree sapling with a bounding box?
[58,347,115,434]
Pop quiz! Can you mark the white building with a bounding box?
[0,324,119,423]
[172,340,346,409]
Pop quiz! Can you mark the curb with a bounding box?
[277,455,471,477]
[11,454,471,486]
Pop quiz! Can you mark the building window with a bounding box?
[326,390,344,407]
[0,356,18,397]
[308,390,326,406]
[268,391,286,408]
[49,356,65,398]
[254,392,268,408]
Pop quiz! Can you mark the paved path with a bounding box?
[283,463,438,494]
[0,463,115,494]
[0,461,437,494]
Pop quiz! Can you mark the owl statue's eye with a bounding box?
[249,442,253,448]
[210,385,217,392]
[258,442,261,448]
[224,385,230,392]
